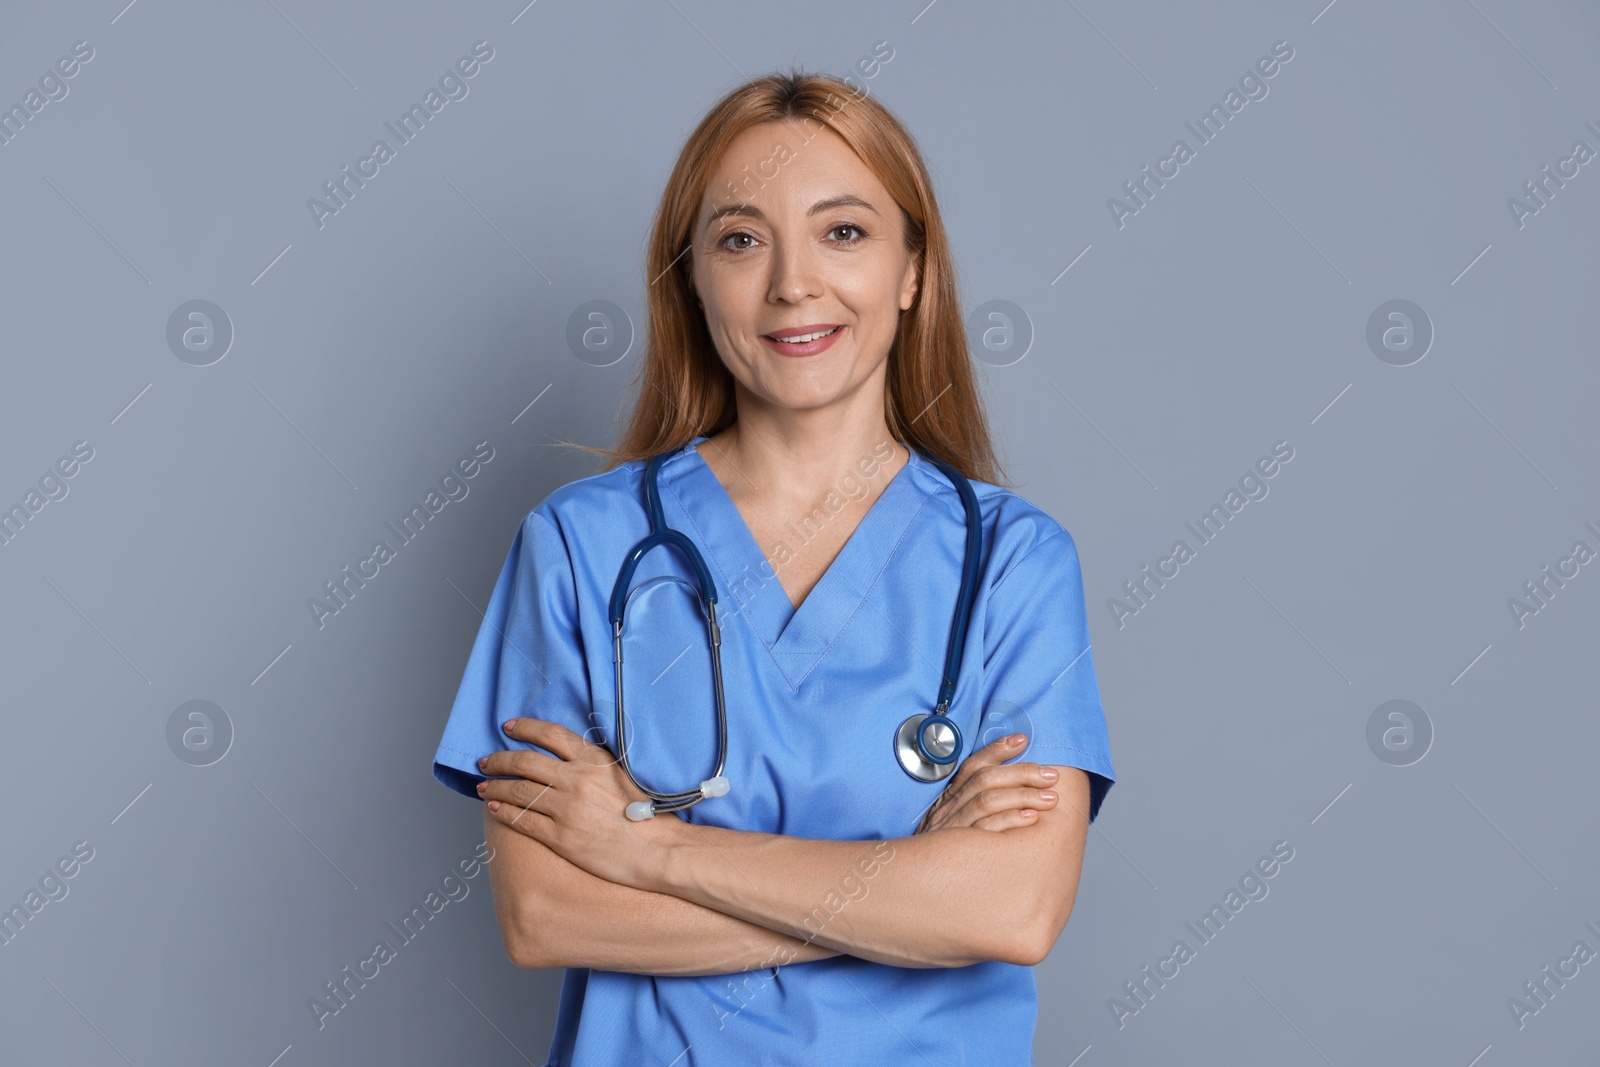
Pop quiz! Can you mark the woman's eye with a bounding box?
[717,224,866,251]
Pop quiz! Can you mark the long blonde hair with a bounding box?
[564,69,1007,487]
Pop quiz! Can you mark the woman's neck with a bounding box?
[697,418,906,509]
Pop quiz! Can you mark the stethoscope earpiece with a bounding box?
[623,777,731,821]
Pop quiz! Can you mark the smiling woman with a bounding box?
[430,68,1116,1067]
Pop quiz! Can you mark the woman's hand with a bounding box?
[914,732,1061,835]
[476,717,683,889]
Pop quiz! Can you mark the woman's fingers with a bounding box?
[943,760,1058,816]
[947,733,1029,791]
[970,809,1040,832]
[499,717,590,761]
[478,717,619,784]
[476,740,564,786]
[966,760,1058,793]
[480,775,557,814]
[914,736,1056,835]
[482,780,558,835]
[914,742,1061,834]
[946,785,1058,828]
[508,716,624,769]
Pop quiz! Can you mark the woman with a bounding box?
[431,70,1115,1065]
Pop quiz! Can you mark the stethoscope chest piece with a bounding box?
[895,712,961,782]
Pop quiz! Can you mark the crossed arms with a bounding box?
[478,718,1091,975]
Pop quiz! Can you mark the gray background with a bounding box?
[1,0,1596,1063]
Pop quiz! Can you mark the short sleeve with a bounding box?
[981,527,1116,822]
[431,511,594,800]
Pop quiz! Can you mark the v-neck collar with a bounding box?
[658,435,933,689]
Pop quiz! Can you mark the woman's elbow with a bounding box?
[982,884,1077,967]
[503,913,562,970]
[952,910,1055,968]
[949,929,1045,968]
[1013,888,1079,966]
[490,896,537,969]
[484,809,580,970]
[1003,925,1054,968]
[985,920,1060,968]
[502,898,578,970]
[499,917,538,969]
[511,940,555,971]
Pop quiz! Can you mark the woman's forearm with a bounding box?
[485,810,840,976]
[636,784,1089,971]
[647,828,1028,969]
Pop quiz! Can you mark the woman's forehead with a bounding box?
[701,126,882,218]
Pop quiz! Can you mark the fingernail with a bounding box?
[1041,768,1058,780]
[1040,791,1057,802]
[476,782,486,795]
[503,720,516,733]
[488,800,500,811]
[1008,734,1025,746]
[477,757,488,770]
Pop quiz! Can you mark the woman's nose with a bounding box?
[767,243,824,303]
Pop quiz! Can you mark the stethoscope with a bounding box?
[610,443,984,821]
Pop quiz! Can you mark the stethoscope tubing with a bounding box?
[923,452,983,716]
[611,597,729,813]
[608,444,983,816]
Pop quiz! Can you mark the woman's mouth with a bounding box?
[761,325,844,357]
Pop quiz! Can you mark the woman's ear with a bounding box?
[899,256,920,312]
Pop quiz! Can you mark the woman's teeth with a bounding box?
[772,326,841,343]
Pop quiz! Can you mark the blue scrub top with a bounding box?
[433,435,1115,1067]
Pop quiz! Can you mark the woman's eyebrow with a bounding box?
[703,194,881,229]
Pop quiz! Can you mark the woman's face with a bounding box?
[690,121,919,417]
